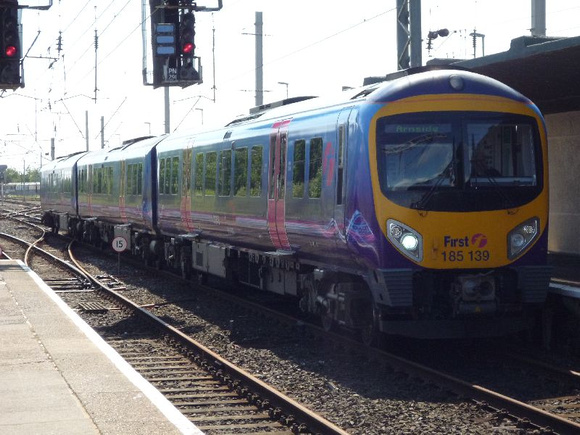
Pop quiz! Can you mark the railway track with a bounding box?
[0,212,348,434]
[65,243,580,434]
[67,244,348,435]
[2,203,580,433]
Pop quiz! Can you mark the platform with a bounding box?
[0,260,202,435]
[549,253,580,299]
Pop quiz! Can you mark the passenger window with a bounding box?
[159,159,166,195]
[137,163,143,195]
[268,138,276,200]
[127,164,133,195]
[97,168,103,194]
[337,125,345,205]
[219,149,232,196]
[194,153,204,196]
[250,146,262,197]
[107,167,113,195]
[205,152,217,196]
[234,147,248,197]
[308,138,322,198]
[292,140,305,198]
[171,156,179,195]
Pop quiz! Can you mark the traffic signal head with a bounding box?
[179,12,195,58]
[0,4,21,88]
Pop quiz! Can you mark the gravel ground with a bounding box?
[70,246,520,435]
[0,214,556,434]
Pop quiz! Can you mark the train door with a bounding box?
[267,120,292,251]
[334,108,351,243]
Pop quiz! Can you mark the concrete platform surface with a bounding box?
[0,260,202,435]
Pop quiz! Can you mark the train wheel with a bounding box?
[359,300,381,347]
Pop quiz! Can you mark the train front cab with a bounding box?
[366,74,551,339]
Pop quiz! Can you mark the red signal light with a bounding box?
[5,45,16,57]
[182,42,194,54]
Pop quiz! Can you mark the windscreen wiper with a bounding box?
[411,159,454,210]
[471,158,515,209]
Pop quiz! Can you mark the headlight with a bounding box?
[507,217,539,260]
[387,219,423,262]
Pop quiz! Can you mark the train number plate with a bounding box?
[441,250,490,262]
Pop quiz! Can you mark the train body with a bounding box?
[2,181,40,196]
[40,68,551,340]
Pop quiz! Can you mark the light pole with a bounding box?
[278,81,289,99]
[195,108,204,125]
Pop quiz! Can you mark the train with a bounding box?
[40,67,552,342]
[2,181,40,196]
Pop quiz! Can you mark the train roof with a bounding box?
[41,151,88,173]
[76,135,166,165]
[221,67,530,130]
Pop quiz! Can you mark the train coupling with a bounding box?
[451,272,497,316]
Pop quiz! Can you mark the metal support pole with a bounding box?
[164,86,170,133]
[255,11,263,107]
[409,0,422,68]
[85,111,89,151]
[531,0,546,37]
[101,116,105,149]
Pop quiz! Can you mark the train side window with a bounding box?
[129,163,140,195]
[194,152,204,196]
[91,168,95,193]
[171,156,179,195]
[337,125,345,205]
[268,137,276,199]
[107,167,113,195]
[234,147,248,197]
[205,151,217,196]
[137,163,142,195]
[102,168,107,195]
[219,149,232,196]
[250,146,263,197]
[127,164,134,195]
[292,140,305,198]
[308,138,323,198]
[164,158,171,194]
[159,159,166,195]
[279,134,287,200]
[97,167,103,194]
[78,169,83,193]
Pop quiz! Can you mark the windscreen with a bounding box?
[376,112,542,212]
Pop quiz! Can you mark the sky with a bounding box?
[1,0,579,172]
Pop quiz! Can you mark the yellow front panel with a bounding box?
[370,94,549,269]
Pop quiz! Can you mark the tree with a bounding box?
[4,167,19,183]
[1,167,40,183]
